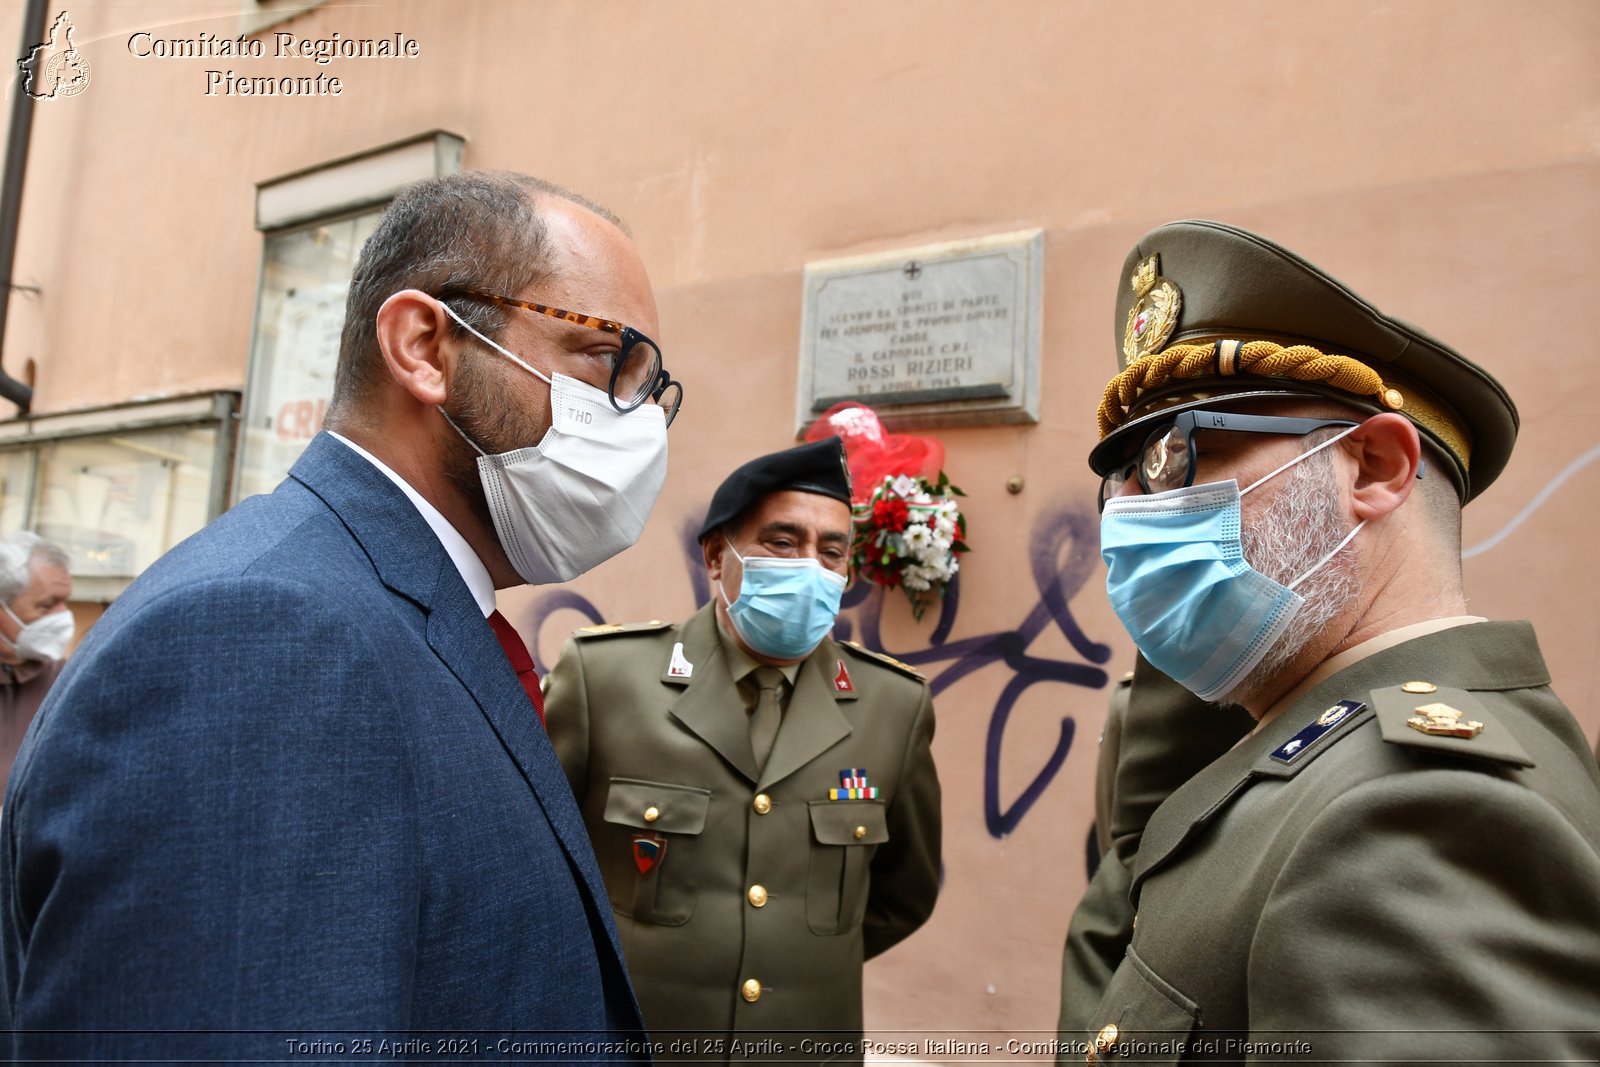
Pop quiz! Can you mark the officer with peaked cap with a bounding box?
[545,437,942,1064]
[1057,220,1600,1062]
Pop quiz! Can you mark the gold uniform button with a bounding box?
[643,806,660,823]
[752,794,772,815]
[1401,680,1438,694]
[747,884,768,907]
[741,978,762,1003]
[1095,1023,1119,1051]
[853,825,867,840]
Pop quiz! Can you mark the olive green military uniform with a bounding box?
[544,603,941,1064]
[1062,659,1252,1046]
[1064,624,1600,1062]
[1066,219,1600,1062]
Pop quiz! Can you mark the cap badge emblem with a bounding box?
[1123,253,1182,366]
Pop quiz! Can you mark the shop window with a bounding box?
[0,393,238,601]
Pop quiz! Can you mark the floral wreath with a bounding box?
[851,471,969,621]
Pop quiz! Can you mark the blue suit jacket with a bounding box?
[0,434,647,1061]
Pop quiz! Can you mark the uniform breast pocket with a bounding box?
[805,799,888,936]
[1084,945,1200,1064]
[601,777,712,926]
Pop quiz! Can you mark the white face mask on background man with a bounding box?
[2,603,74,663]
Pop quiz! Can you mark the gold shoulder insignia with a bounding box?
[840,640,925,681]
[574,620,672,639]
[1371,684,1534,768]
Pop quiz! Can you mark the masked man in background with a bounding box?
[0,532,72,794]
[546,437,941,1065]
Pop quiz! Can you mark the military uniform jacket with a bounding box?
[1077,622,1600,1064]
[545,603,941,1063]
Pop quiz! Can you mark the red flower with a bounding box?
[872,496,910,532]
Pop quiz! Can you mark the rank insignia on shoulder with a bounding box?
[840,640,924,680]
[575,619,671,639]
[1271,700,1366,764]
[631,832,667,875]
[1407,702,1484,738]
[1372,684,1533,767]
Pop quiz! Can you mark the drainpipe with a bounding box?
[0,0,48,415]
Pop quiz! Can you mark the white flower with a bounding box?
[902,524,934,554]
[910,492,933,506]
[933,515,957,538]
[901,564,934,591]
[891,475,919,498]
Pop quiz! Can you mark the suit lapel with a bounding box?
[288,433,447,610]
[757,638,852,791]
[667,606,761,782]
[289,434,624,957]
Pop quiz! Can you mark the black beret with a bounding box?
[1090,219,1518,503]
[698,437,853,541]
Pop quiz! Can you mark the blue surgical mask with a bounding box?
[1099,426,1363,701]
[718,546,846,661]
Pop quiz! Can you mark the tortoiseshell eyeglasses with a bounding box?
[439,287,682,426]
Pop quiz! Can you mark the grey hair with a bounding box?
[0,532,69,604]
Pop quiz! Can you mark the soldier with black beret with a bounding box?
[1059,220,1600,1061]
[545,437,942,1064]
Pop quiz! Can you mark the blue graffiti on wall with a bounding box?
[525,499,1114,839]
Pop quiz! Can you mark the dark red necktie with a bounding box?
[487,610,546,729]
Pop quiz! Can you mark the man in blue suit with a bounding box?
[0,172,681,1060]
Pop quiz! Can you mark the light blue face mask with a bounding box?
[718,545,847,661]
[1099,426,1364,701]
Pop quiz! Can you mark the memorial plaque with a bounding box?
[797,229,1042,430]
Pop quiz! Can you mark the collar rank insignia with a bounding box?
[1407,702,1484,739]
[666,642,694,679]
[631,832,667,875]
[829,768,878,800]
[833,659,854,692]
[1271,700,1365,764]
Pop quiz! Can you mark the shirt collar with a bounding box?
[327,432,497,618]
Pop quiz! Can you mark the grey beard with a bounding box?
[1226,449,1360,707]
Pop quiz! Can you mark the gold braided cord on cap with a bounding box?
[1098,340,1388,439]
